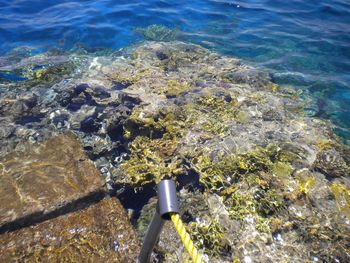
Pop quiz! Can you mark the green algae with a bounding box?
[279,86,303,99]
[314,148,350,177]
[225,188,283,233]
[188,218,228,258]
[189,144,298,194]
[316,139,338,151]
[107,67,152,85]
[182,147,292,238]
[161,79,192,98]
[107,42,350,261]
[186,143,298,236]
[296,171,316,195]
[121,92,300,231]
[120,136,183,185]
[330,182,350,220]
[255,189,284,216]
[272,143,304,163]
[190,152,231,192]
[0,61,75,88]
[123,91,239,141]
[185,94,238,136]
[224,191,274,233]
[121,92,297,233]
[225,191,256,220]
[313,139,350,177]
[124,106,188,140]
[271,83,279,93]
[125,92,240,142]
[123,107,166,140]
[234,110,249,124]
[32,63,74,82]
[271,161,293,178]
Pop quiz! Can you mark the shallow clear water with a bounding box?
[0,0,349,140]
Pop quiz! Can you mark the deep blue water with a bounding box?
[1,0,350,141]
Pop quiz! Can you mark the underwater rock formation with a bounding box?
[0,132,104,231]
[0,41,349,262]
[0,198,140,262]
[99,41,349,262]
[134,24,180,42]
[0,132,140,262]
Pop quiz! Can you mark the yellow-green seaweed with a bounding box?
[190,144,297,195]
[161,79,192,98]
[188,217,228,258]
[32,63,75,82]
[120,136,183,185]
[224,191,272,233]
[184,94,238,136]
[124,106,188,140]
[296,173,316,195]
[330,182,350,220]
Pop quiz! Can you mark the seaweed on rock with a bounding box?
[331,182,350,220]
[123,105,189,140]
[1,41,350,262]
[187,217,229,258]
[119,136,183,185]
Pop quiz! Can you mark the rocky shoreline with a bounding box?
[0,40,349,262]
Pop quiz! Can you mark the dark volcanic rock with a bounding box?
[0,198,140,262]
[0,132,105,230]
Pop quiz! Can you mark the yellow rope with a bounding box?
[170,213,204,263]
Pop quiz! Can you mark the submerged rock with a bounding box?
[134,24,179,42]
[313,147,350,177]
[0,132,104,231]
[1,41,350,262]
[103,41,349,262]
[0,198,140,262]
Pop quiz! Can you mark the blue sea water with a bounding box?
[0,0,349,141]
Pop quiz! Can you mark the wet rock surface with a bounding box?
[0,132,140,262]
[0,198,140,262]
[0,132,104,231]
[0,40,350,262]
